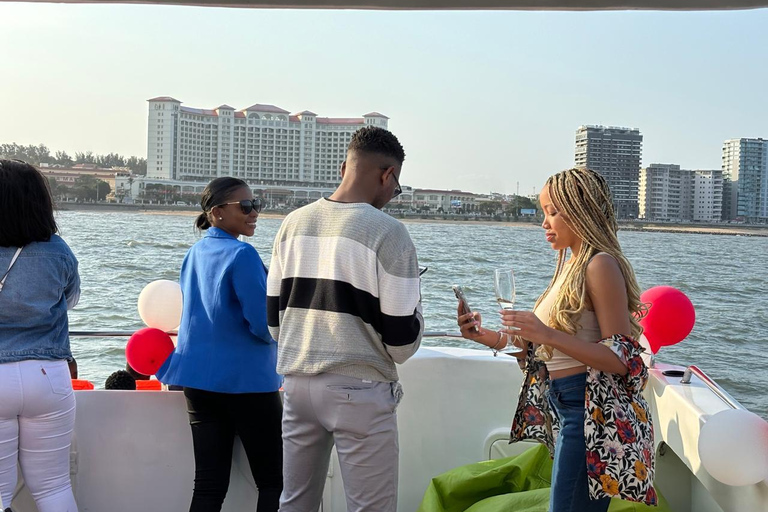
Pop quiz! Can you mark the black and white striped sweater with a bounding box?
[267,198,423,382]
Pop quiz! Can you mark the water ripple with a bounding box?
[57,212,768,418]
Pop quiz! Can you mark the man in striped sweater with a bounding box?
[267,126,423,512]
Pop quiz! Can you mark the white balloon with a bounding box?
[699,409,768,486]
[137,280,183,332]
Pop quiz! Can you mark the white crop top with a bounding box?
[533,267,603,372]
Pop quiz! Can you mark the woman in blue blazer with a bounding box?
[158,177,281,512]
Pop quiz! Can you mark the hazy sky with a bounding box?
[1,3,767,195]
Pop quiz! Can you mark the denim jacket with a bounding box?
[0,235,80,363]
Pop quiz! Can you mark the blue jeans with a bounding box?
[547,373,610,512]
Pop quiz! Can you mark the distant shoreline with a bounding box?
[56,202,768,237]
[617,222,768,237]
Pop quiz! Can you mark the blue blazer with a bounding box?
[157,228,281,393]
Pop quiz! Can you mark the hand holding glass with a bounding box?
[494,268,523,353]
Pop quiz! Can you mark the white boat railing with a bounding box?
[69,330,465,338]
[70,330,146,337]
[680,364,746,410]
[71,330,744,412]
[53,331,768,512]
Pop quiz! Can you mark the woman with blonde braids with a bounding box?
[458,168,656,511]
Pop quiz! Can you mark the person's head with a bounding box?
[340,126,405,209]
[105,370,137,390]
[125,362,150,381]
[539,167,618,255]
[535,168,644,352]
[195,177,261,238]
[0,159,58,248]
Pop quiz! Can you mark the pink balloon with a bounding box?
[639,286,695,351]
[126,327,175,376]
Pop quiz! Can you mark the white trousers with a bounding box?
[0,359,78,512]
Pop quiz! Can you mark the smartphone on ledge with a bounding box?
[452,285,479,333]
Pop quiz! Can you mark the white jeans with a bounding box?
[0,359,78,512]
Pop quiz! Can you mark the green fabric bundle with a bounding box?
[418,444,671,512]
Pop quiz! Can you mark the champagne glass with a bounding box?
[494,268,522,353]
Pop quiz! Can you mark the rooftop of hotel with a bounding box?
[153,97,386,122]
[147,96,181,102]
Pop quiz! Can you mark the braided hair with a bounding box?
[534,168,645,361]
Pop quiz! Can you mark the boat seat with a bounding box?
[483,427,541,460]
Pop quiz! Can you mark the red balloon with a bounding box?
[126,327,175,376]
[639,286,695,351]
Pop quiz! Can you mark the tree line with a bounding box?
[0,142,147,175]
[46,175,112,203]
[477,195,538,217]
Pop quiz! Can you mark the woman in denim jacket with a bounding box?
[458,168,655,511]
[0,160,81,512]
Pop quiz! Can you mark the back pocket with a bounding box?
[326,383,394,438]
[42,362,73,396]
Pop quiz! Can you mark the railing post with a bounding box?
[679,365,745,410]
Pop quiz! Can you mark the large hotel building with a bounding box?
[575,125,643,219]
[146,97,389,185]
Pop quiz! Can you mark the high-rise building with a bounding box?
[146,97,389,185]
[575,125,643,219]
[691,170,724,222]
[721,138,768,222]
[639,164,722,222]
[639,164,682,221]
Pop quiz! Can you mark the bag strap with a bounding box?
[0,247,23,292]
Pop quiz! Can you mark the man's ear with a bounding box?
[339,160,347,178]
[382,165,395,184]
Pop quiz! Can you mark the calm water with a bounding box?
[58,211,768,418]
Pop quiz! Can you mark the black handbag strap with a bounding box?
[0,247,23,292]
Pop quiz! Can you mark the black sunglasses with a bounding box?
[391,172,402,199]
[381,166,402,199]
[216,198,263,215]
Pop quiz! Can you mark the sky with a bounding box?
[1,3,767,195]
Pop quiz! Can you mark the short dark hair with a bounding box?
[0,159,58,247]
[125,362,150,381]
[105,370,137,390]
[348,126,405,165]
[195,177,249,230]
